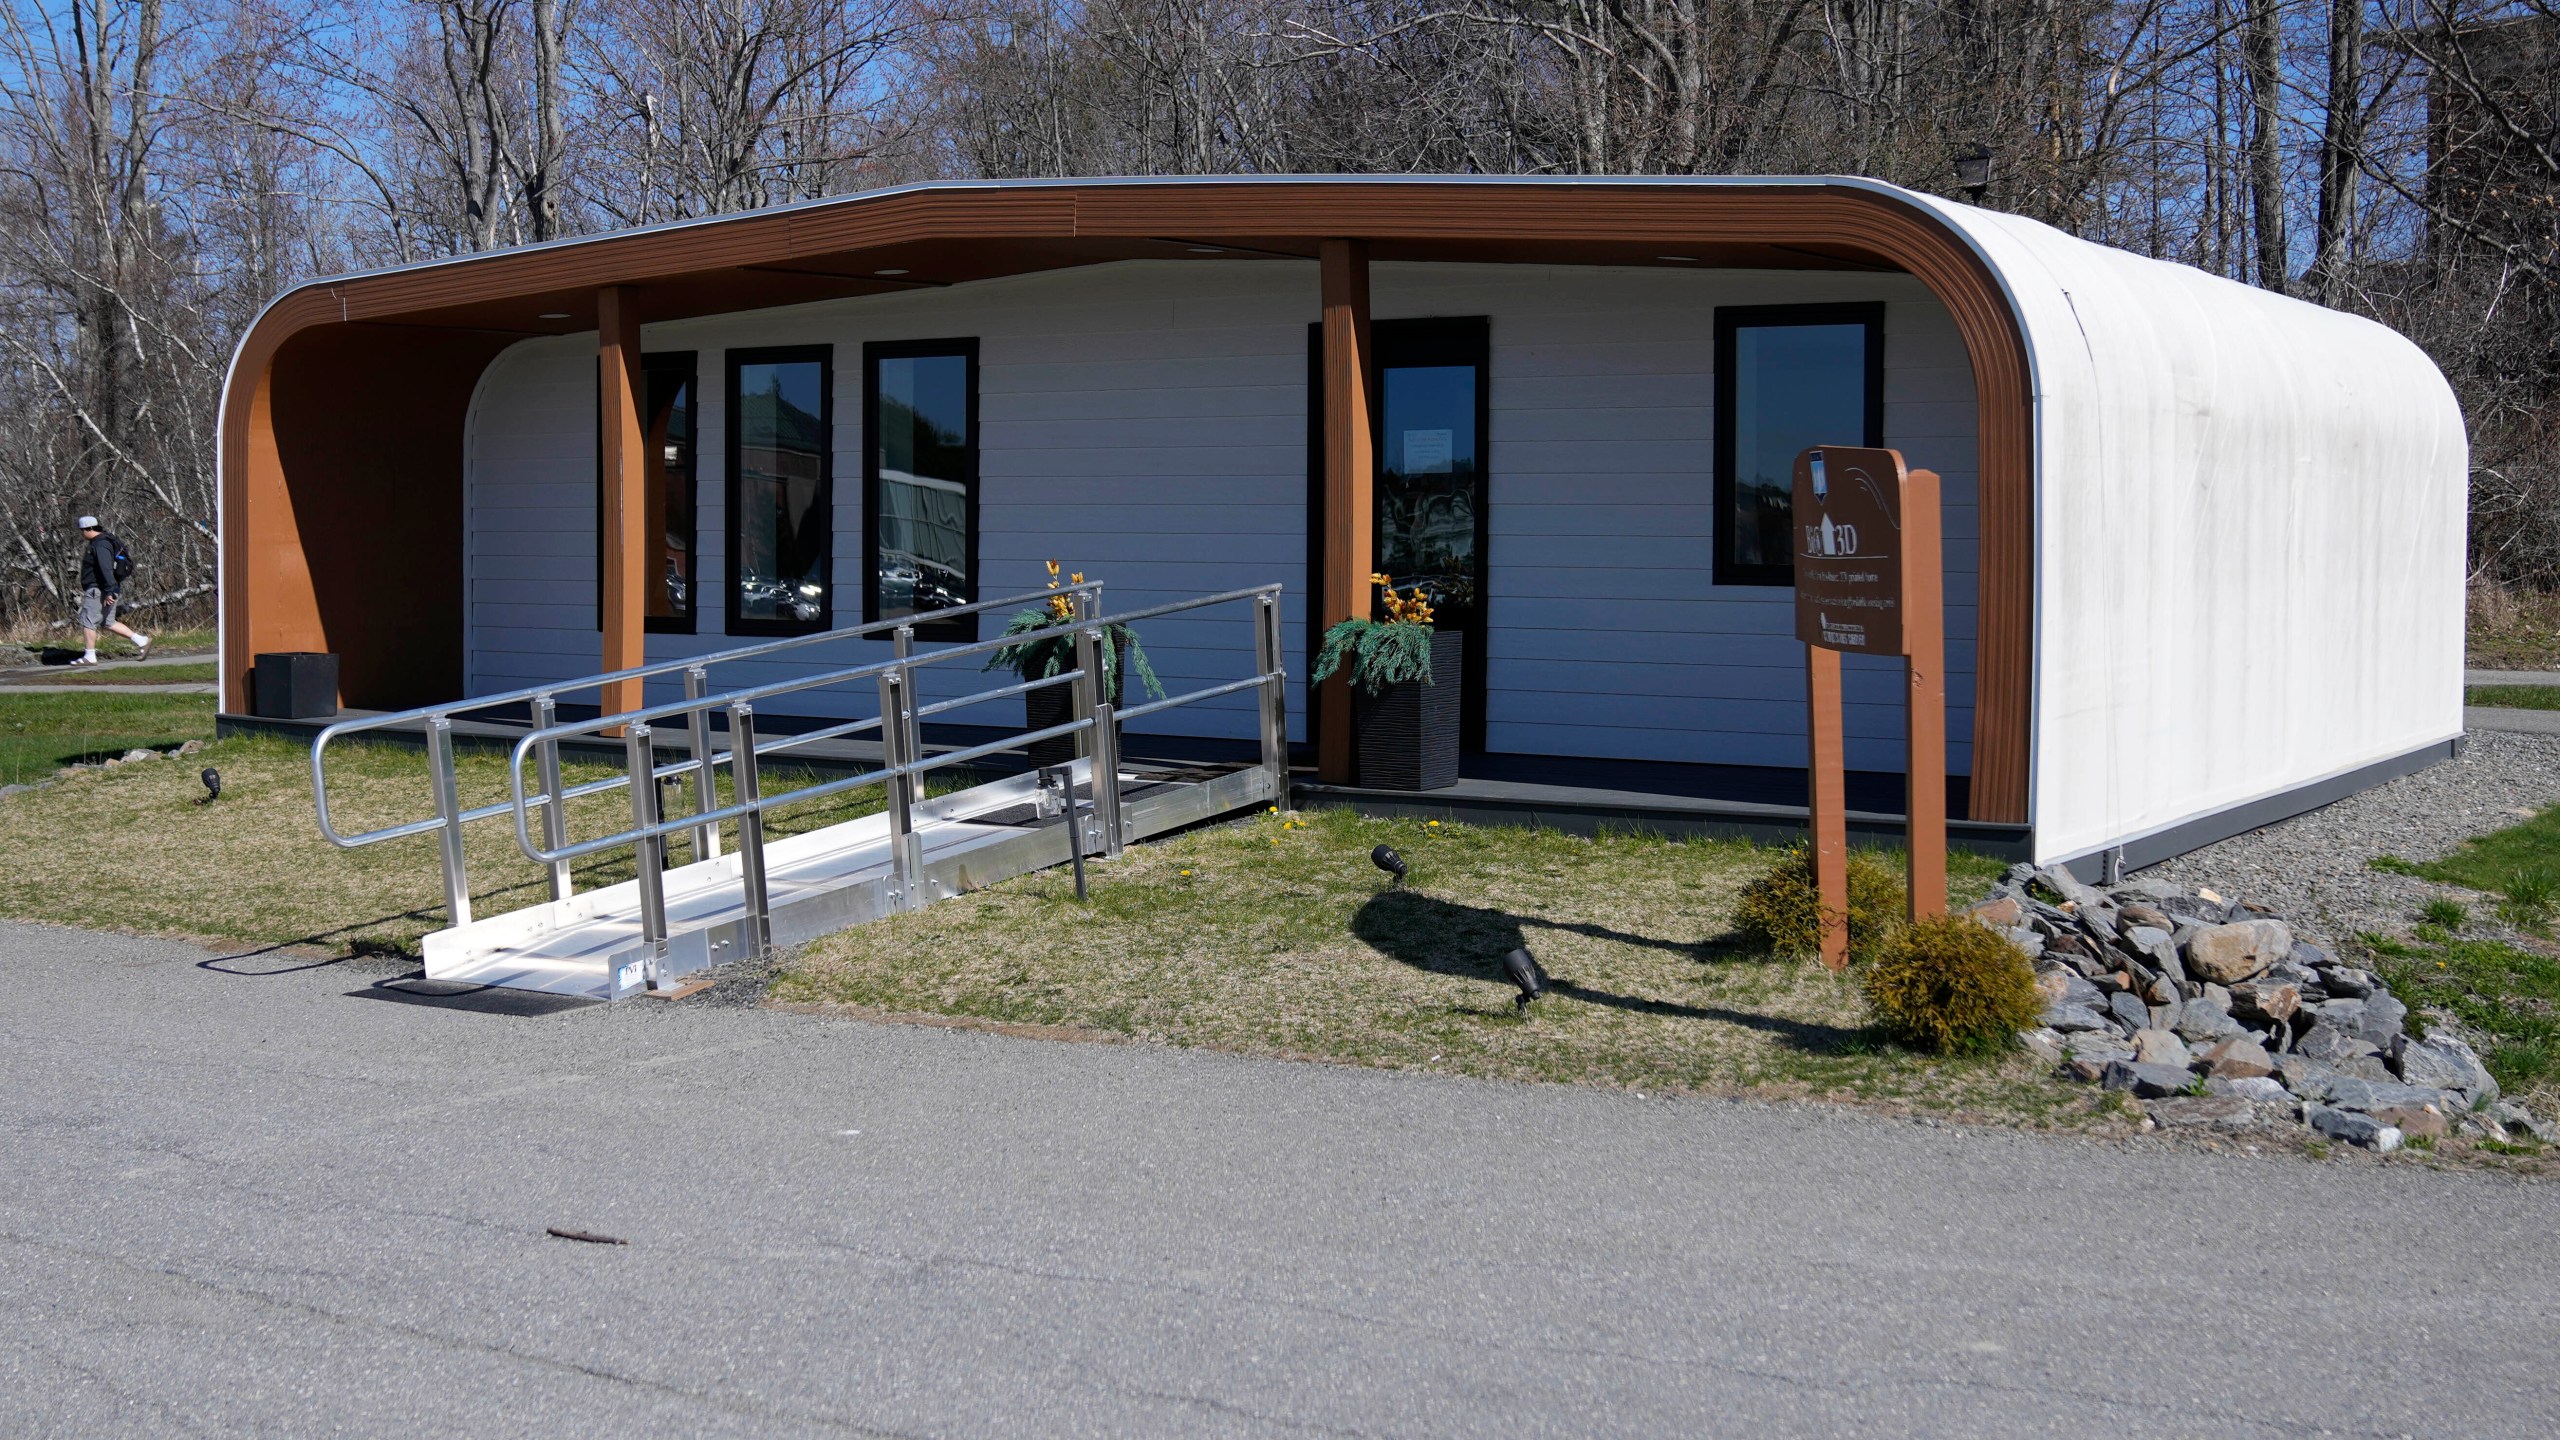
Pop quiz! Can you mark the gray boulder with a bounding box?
[2175,996,2245,1043]
[2393,1034,2498,1102]
[2291,939,2338,970]
[2018,1028,2068,1065]
[2306,1105,2403,1152]
[2205,1075,2295,1104]
[2185,919,2292,985]
[2132,1028,2191,1069]
[2101,1060,2197,1098]
[2309,1073,2462,1115]
[2295,1019,2381,1065]
[2228,979,2301,1025]
[2044,1002,2112,1034]
[2198,1036,2276,1079]
[2356,993,2409,1049]
[2321,965,2378,999]
[2107,991,2152,1033]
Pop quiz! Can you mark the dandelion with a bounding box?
[1427,820,1440,828]
[1181,869,1193,878]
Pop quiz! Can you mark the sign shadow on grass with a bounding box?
[1349,888,1868,1053]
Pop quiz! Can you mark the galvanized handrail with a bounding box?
[305,580,1103,924]
[494,584,1290,990]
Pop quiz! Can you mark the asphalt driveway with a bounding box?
[2,920,2554,1437]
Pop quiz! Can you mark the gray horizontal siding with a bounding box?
[465,259,1982,771]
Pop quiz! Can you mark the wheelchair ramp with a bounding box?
[422,760,1277,1000]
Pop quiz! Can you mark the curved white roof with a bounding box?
[1897,194,2467,860]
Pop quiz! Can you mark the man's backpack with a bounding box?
[100,532,133,584]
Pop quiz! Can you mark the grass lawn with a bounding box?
[769,806,2106,1120]
[2466,685,2560,711]
[4,660,219,688]
[0,725,925,960]
[0,691,216,788]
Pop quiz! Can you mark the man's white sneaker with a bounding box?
[67,655,98,666]
[132,635,151,656]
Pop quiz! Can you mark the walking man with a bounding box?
[71,515,149,665]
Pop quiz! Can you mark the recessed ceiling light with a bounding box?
[537,311,571,319]
[1656,255,1698,263]
[874,268,908,276]
[1188,246,1224,254]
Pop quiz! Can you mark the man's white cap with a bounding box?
[76,515,98,530]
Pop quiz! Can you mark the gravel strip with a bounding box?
[2138,729,2560,948]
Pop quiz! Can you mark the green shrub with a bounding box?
[1733,845,1907,963]
[2421,897,2468,930]
[1863,914,2045,1055]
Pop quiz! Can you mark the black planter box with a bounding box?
[1020,654,1126,768]
[251,651,339,720]
[1353,630,1462,791]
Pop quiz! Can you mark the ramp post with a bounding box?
[728,702,771,953]
[1077,626,1125,858]
[682,666,722,864]
[427,717,472,928]
[626,722,671,986]
[877,668,923,909]
[532,694,574,902]
[1254,593,1289,811]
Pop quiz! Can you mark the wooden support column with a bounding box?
[1317,239,1373,786]
[597,286,647,720]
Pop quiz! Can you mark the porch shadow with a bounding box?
[1347,889,1867,1051]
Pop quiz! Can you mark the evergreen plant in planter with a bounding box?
[1313,574,1461,791]
[987,561,1161,766]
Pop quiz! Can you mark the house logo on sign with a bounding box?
[1817,611,1869,648]
[1803,452,1861,556]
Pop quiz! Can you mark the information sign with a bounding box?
[1793,446,1907,656]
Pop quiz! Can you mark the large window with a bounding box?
[1713,304,1883,587]
[864,338,979,637]
[726,346,834,635]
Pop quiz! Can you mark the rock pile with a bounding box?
[1980,864,2549,1153]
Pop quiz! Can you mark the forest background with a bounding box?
[1,0,2552,642]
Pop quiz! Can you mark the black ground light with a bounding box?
[1370,845,1407,885]
[199,767,221,803]
[1503,946,1547,1009]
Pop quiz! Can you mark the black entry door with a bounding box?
[1308,317,1491,755]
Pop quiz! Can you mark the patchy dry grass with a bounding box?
[772,807,2109,1123]
[2469,583,2560,671]
[0,731,926,960]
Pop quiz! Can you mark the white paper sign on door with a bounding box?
[1401,428,1453,474]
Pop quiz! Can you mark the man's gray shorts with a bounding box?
[78,587,114,629]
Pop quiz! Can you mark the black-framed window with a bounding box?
[1713,303,1884,587]
[863,338,980,639]
[726,345,834,636]
[594,352,700,634]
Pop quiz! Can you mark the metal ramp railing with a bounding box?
[311,582,1290,997]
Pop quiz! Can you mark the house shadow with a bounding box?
[1348,888,1867,1052]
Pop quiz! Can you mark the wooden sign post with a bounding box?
[1792,446,1947,969]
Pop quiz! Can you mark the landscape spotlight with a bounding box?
[200,767,221,803]
[1953,144,1993,204]
[1502,946,1547,1009]
[1370,844,1407,885]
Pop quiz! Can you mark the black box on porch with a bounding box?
[252,651,339,720]
[1353,630,1462,791]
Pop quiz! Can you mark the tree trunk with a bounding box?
[2244,0,2287,294]
[2313,0,2363,303]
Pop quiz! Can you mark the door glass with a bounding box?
[645,368,692,622]
[1377,363,1478,629]
[1728,323,1867,574]
[873,352,972,620]
[734,358,828,627]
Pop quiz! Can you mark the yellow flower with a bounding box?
[1070,572,1085,586]
[1427,820,1440,827]
[1046,559,1061,578]
[1180,869,1193,877]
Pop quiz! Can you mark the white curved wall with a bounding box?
[1932,201,2468,862]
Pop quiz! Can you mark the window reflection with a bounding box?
[643,363,693,625]
[732,355,829,628]
[1378,363,1478,619]
[872,351,973,620]
[1726,321,1870,578]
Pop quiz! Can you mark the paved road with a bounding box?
[3,921,2554,1437]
